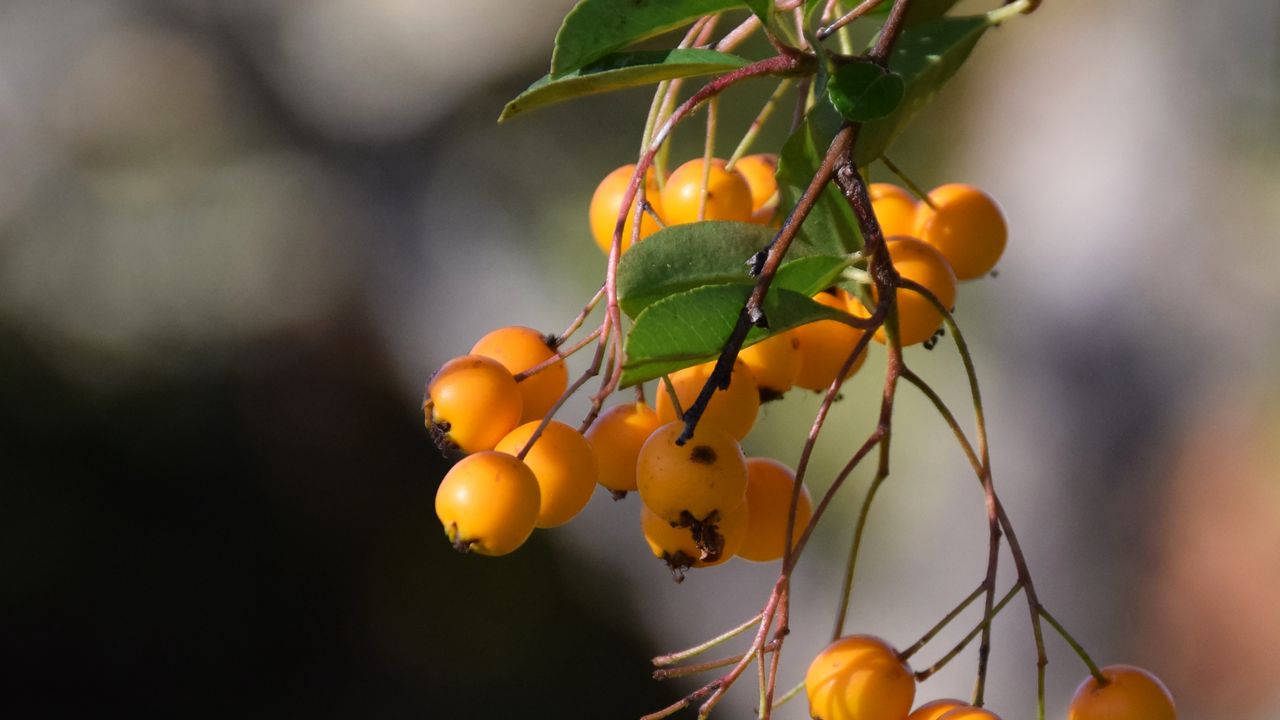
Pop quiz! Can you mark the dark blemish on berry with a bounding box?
[690,445,717,464]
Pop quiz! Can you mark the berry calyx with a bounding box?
[793,290,868,391]
[737,457,812,563]
[869,183,918,239]
[589,163,665,255]
[655,358,760,441]
[584,402,662,495]
[913,183,1007,280]
[470,326,568,423]
[494,420,598,528]
[1068,665,1176,720]
[434,451,541,557]
[641,500,747,578]
[423,355,523,454]
[805,634,916,720]
[660,158,754,225]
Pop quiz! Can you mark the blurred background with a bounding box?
[2,0,1278,717]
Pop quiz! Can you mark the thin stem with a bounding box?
[899,582,988,661]
[831,469,887,639]
[726,79,795,170]
[764,680,805,713]
[699,97,719,220]
[916,583,1023,682]
[816,0,884,40]
[652,613,763,667]
[513,326,602,383]
[652,641,779,680]
[880,156,938,210]
[1040,606,1107,684]
[659,375,685,420]
[517,328,609,457]
[556,284,605,346]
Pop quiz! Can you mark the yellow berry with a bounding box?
[655,358,760,441]
[434,451,541,556]
[589,163,664,255]
[1068,665,1176,720]
[424,355,523,453]
[908,699,969,720]
[660,158,754,225]
[471,326,567,423]
[914,183,1007,280]
[494,420,597,528]
[585,402,662,494]
[637,421,747,528]
[793,290,867,391]
[738,331,801,400]
[869,183,918,239]
[737,457,812,563]
[855,237,958,347]
[734,153,779,224]
[806,635,916,720]
[641,500,747,572]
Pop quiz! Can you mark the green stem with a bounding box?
[1040,606,1107,684]
[915,583,1023,681]
[899,582,987,661]
[651,613,762,667]
[880,155,938,210]
[726,79,794,170]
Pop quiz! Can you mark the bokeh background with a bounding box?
[3,0,1278,718]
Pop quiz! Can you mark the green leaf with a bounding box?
[776,101,864,255]
[620,285,854,386]
[773,254,855,296]
[854,14,992,165]
[551,0,746,77]
[500,49,749,121]
[827,61,905,122]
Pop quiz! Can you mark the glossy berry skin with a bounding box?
[494,420,598,528]
[738,331,801,399]
[860,237,958,347]
[589,163,665,255]
[424,355,523,453]
[734,153,779,224]
[1068,665,1176,720]
[660,158,754,225]
[869,183,918,239]
[641,500,747,570]
[907,699,969,720]
[793,290,867,392]
[655,358,760,441]
[937,708,1001,720]
[636,421,747,526]
[584,402,662,494]
[435,451,541,556]
[470,326,567,423]
[805,635,916,720]
[737,457,812,563]
[913,183,1007,280]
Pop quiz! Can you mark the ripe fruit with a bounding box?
[914,183,1007,280]
[660,157,754,225]
[734,153,779,224]
[641,500,747,573]
[937,708,1001,720]
[471,326,568,423]
[855,237,958,347]
[494,420,598,528]
[589,163,665,255]
[434,451,541,556]
[793,290,868,391]
[584,402,662,494]
[424,355,523,453]
[655,358,760,441]
[637,421,747,529]
[908,699,969,720]
[869,183,918,239]
[1068,665,1176,720]
[737,457,812,562]
[738,331,801,400]
[805,635,916,720]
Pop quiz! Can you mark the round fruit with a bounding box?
[869,183,918,239]
[424,355,523,453]
[471,326,568,423]
[793,290,868,391]
[641,500,747,572]
[584,402,662,494]
[805,635,916,720]
[1068,665,1176,720]
[435,451,541,556]
[637,421,747,528]
[913,183,1007,280]
[494,420,598,528]
[655,358,760,441]
[738,331,801,400]
[660,157,754,225]
[908,699,969,720]
[737,457,812,562]
[937,708,1001,720]
[857,237,958,347]
[734,153,779,224]
[589,163,665,255]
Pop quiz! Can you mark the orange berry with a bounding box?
[1068,665,1176,720]
[855,237,958,347]
[734,153,779,224]
[470,326,567,423]
[737,457,812,563]
[660,158,754,225]
[636,421,747,527]
[738,331,801,399]
[589,163,664,255]
[584,402,662,494]
[908,699,969,720]
[424,355,523,453]
[914,183,1007,280]
[805,635,916,720]
[435,451,541,556]
[793,290,867,391]
[494,420,598,528]
[938,708,1001,720]
[869,183,918,239]
[655,358,760,441]
[641,500,747,572]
